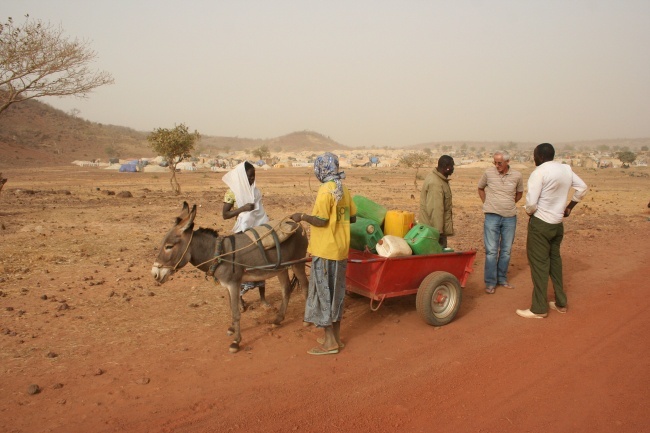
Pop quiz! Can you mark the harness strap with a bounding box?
[245,224,283,270]
[244,227,271,266]
[207,236,225,280]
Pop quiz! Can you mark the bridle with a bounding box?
[157,230,194,272]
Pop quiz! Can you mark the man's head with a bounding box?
[244,161,256,185]
[437,155,455,178]
[493,150,510,174]
[533,143,555,167]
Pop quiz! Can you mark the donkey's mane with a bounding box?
[196,227,219,237]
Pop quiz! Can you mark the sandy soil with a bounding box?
[1,164,649,433]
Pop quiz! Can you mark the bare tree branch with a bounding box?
[0,15,114,114]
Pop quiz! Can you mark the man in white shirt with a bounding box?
[516,143,588,319]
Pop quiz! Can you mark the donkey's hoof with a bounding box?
[229,343,240,353]
[226,327,235,336]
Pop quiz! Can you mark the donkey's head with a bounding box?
[151,201,197,283]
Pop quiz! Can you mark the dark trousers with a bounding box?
[526,216,567,314]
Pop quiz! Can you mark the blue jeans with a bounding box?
[483,213,517,287]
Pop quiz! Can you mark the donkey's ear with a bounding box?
[179,204,197,232]
[179,201,190,218]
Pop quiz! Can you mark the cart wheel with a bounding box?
[416,271,462,326]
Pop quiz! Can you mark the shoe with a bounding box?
[549,301,567,313]
[307,346,339,356]
[485,286,496,294]
[500,282,515,289]
[516,309,547,319]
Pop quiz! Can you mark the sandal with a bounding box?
[485,286,496,294]
[500,282,515,289]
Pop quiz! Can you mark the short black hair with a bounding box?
[438,155,454,168]
[535,143,555,161]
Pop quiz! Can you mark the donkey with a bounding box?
[151,202,309,353]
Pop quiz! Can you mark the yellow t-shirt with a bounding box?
[308,182,357,261]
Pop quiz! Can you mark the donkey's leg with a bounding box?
[292,263,310,300]
[224,282,242,353]
[273,270,291,326]
[258,284,270,307]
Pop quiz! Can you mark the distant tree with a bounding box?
[641,145,649,152]
[597,144,610,152]
[399,152,434,190]
[423,148,432,155]
[252,145,270,160]
[617,151,637,166]
[148,123,200,194]
[0,172,7,194]
[0,15,114,115]
[104,142,121,158]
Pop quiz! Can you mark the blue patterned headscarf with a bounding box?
[314,152,346,201]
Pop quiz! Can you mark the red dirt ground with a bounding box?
[1,165,648,433]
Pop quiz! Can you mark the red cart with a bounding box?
[346,248,477,326]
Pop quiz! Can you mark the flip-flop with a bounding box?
[307,346,339,356]
[485,286,496,294]
[500,282,515,289]
[317,337,345,349]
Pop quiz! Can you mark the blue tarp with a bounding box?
[119,164,138,172]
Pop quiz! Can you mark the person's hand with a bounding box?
[290,213,302,223]
[563,206,572,217]
[240,203,255,213]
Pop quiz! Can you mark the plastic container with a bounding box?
[383,210,415,237]
[404,224,443,255]
[353,195,387,226]
[350,217,384,253]
[376,235,413,258]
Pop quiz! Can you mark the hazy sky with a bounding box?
[5,1,650,147]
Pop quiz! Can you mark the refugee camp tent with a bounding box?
[119,164,138,173]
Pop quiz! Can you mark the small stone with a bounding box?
[46,351,58,358]
[52,383,64,389]
[41,294,48,300]
[135,377,150,385]
[94,368,104,376]
[27,384,41,395]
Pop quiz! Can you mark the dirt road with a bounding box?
[1,165,648,433]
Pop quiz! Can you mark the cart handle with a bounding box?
[369,294,387,312]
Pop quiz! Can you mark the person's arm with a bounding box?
[290,212,327,227]
[478,188,486,203]
[515,191,523,203]
[222,202,254,220]
[565,172,588,217]
[524,171,541,216]
[515,175,524,204]
[477,172,487,203]
[431,184,445,234]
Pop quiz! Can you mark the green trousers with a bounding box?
[526,216,567,314]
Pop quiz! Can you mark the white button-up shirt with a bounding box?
[525,161,588,224]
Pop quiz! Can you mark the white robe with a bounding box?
[222,162,269,233]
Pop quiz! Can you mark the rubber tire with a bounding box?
[416,271,462,326]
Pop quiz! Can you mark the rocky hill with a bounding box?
[0,97,345,167]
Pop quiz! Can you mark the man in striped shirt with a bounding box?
[478,151,524,294]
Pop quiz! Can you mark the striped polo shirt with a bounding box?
[478,166,524,217]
